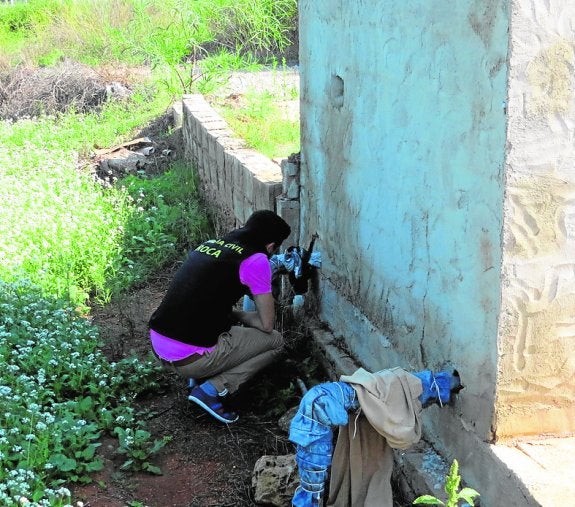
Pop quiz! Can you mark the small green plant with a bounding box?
[413,459,480,507]
[107,162,210,298]
[114,426,171,475]
[0,0,297,72]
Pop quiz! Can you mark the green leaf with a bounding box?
[120,459,134,470]
[78,396,94,412]
[114,426,127,447]
[143,463,163,475]
[150,437,170,453]
[413,495,445,505]
[458,487,480,504]
[78,445,96,460]
[135,429,151,439]
[51,453,78,472]
[85,459,104,472]
[444,460,461,497]
[78,475,93,484]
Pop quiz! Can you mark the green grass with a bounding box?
[0,0,297,68]
[0,90,210,307]
[109,162,210,300]
[0,84,171,153]
[218,85,299,159]
[0,0,299,156]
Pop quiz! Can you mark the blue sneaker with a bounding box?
[188,385,239,424]
[187,378,198,391]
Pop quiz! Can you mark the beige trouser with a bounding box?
[168,325,284,394]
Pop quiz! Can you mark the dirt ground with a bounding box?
[72,263,323,507]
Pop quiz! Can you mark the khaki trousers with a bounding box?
[169,325,284,394]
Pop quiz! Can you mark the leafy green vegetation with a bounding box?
[0,0,298,305]
[0,102,209,307]
[0,0,297,68]
[114,426,171,475]
[110,162,210,301]
[218,84,299,159]
[0,279,165,506]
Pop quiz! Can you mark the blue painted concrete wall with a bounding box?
[299,0,508,441]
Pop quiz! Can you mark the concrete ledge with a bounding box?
[394,442,451,502]
[307,323,358,378]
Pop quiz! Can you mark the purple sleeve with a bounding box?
[239,253,272,295]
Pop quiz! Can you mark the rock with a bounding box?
[91,137,163,184]
[105,150,148,172]
[252,454,299,506]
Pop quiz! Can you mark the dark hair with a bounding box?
[243,210,291,248]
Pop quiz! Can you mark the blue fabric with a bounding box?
[289,382,358,506]
[242,295,256,311]
[411,370,456,406]
[288,371,460,505]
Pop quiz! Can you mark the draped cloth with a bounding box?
[289,368,424,507]
[327,368,423,507]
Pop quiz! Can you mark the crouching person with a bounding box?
[148,210,291,424]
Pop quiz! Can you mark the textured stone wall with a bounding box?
[181,94,288,233]
[497,1,575,438]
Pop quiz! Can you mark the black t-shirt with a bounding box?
[149,231,263,347]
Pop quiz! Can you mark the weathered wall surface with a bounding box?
[498,1,575,438]
[299,0,509,447]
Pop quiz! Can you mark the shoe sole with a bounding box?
[188,394,239,424]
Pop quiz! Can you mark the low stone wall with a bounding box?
[181,94,300,245]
